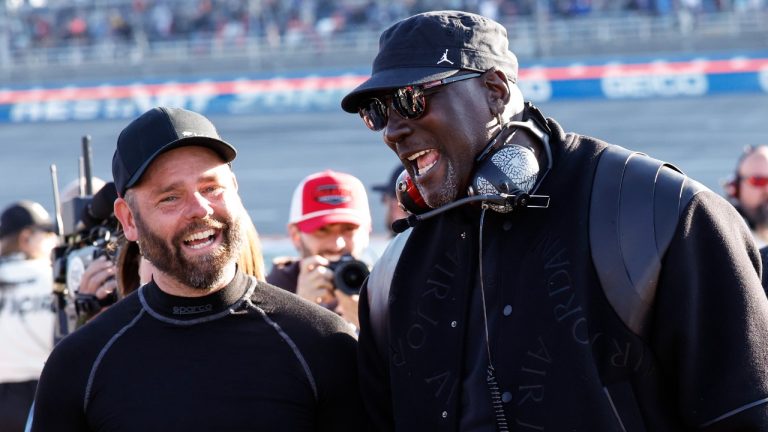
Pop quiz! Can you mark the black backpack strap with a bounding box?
[590,145,706,338]
[367,228,412,357]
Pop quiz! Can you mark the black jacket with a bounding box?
[358,117,768,431]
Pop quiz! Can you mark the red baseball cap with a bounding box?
[289,170,371,233]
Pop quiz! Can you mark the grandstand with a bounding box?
[1,0,767,84]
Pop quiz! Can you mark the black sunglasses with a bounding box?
[358,73,482,131]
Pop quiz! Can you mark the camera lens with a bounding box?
[331,257,370,295]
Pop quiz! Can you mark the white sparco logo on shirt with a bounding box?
[173,304,213,315]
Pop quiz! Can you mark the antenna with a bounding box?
[50,164,63,237]
[81,135,93,195]
[78,156,85,197]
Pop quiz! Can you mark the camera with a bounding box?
[327,254,370,295]
[51,182,121,339]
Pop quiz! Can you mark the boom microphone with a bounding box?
[391,193,549,233]
[81,182,118,229]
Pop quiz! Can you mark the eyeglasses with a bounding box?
[741,175,768,187]
[358,73,482,131]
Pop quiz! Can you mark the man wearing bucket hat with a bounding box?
[31,107,363,431]
[343,10,768,431]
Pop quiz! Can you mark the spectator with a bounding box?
[267,170,372,329]
[341,10,768,430]
[0,201,58,432]
[371,164,408,236]
[31,107,363,431]
[724,145,768,247]
[5,0,758,55]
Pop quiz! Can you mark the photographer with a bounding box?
[267,170,372,329]
[0,201,57,432]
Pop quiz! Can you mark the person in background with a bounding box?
[371,164,409,237]
[31,107,362,431]
[342,10,768,431]
[0,201,58,432]
[724,144,768,247]
[267,170,372,329]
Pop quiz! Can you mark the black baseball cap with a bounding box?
[112,107,237,197]
[341,10,518,113]
[372,165,405,198]
[0,201,56,238]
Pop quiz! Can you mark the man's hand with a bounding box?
[79,256,117,299]
[296,255,335,305]
[296,255,360,329]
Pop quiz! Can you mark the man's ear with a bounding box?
[231,170,239,191]
[482,67,511,111]
[724,178,739,200]
[288,224,303,251]
[114,197,138,241]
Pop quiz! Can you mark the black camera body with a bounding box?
[51,183,120,341]
[327,254,370,295]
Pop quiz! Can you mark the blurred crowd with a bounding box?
[2,0,766,53]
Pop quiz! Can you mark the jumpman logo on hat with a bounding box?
[437,49,454,65]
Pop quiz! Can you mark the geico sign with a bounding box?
[601,73,707,98]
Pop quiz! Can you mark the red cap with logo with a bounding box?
[289,170,371,233]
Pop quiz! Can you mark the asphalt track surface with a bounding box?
[2,93,768,242]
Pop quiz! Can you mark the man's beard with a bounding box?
[418,162,459,209]
[744,202,768,230]
[134,211,243,290]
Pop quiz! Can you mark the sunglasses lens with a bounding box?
[359,98,388,131]
[746,176,768,187]
[393,86,425,119]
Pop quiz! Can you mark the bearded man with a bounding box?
[30,107,363,431]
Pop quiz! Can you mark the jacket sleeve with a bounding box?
[357,281,396,432]
[653,191,768,430]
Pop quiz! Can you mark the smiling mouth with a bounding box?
[183,229,217,250]
[407,149,438,177]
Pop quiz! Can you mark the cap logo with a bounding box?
[437,49,454,65]
[181,131,200,137]
[314,185,352,206]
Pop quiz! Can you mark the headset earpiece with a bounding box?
[468,143,540,213]
[395,169,430,215]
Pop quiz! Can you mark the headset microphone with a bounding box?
[392,192,549,233]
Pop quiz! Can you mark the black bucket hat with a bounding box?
[341,10,518,113]
[112,107,236,197]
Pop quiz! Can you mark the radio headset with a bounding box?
[392,102,553,234]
